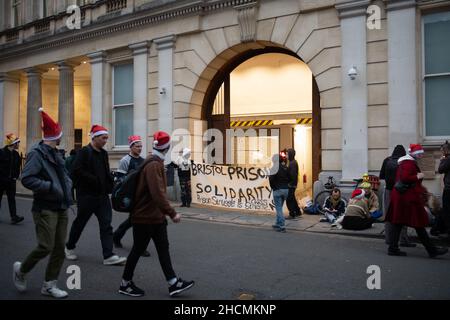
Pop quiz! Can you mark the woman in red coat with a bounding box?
[386,144,448,258]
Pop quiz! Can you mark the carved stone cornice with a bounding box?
[336,0,371,18]
[385,0,417,11]
[0,0,259,62]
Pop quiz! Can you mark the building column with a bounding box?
[336,0,370,180]
[26,67,46,151]
[57,61,78,152]
[387,0,418,150]
[0,73,20,144]
[154,35,175,137]
[129,41,149,156]
[87,51,106,126]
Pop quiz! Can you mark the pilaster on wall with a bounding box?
[387,0,418,150]
[0,73,20,146]
[336,0,369,180]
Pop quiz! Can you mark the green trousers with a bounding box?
[21,210,68,281]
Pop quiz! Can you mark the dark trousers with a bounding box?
[122,222,176,282]
[342,216,375,230]
[0,180,17,217]
[442,189,450,233]
[388,223,435,253]
[179,176,192,206]
[66,194,114,259]
[114,217,132,241]
[286,188,301,217]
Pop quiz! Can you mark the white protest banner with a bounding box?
[191,163,275,212]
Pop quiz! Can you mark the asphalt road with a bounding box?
[1,197,449,300]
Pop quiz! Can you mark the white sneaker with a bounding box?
[41,280,68,299]
[65,247,78,261]
[103,255,127,266]
[13,262,27,292]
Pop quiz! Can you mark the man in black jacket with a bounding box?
[269,152,290,233]
[438,141,450,239]
[65,125,126,266]
[286,148,301,218]
[0,133,24,224]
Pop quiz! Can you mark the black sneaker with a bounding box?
[388,248,407,256]
[428,246,448,259]
[169,278,194,297]
[141,250,151,257]
[118,281,145,297]
[11,215,24,225]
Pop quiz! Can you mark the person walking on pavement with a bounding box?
[113,135,150,257]
[0,133,24,224]
[65,125,126,266]
[437,140,450,241]
[386,144,448,258]
[286,148,301,219]
[379,145,416,247]
[119,131,194,297]
[13,108,72,298]
[173,147,192,208]
[269,151,290,233]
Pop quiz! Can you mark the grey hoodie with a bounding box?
[21,141,73,212]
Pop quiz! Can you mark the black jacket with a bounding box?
[0,146,21,183]
[269,162,290,191]
[287,149,299,188]
[438,157,450,190]
[379,145,406,190]
[71,144,113,197]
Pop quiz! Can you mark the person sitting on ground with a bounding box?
[320,188,346,223]
[360,179,383,221]
[341,189,375,231]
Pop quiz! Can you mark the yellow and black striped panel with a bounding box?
[296,118,313,125]
[230,120,274,127]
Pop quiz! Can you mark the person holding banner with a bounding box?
[173,148,193,208]
[269,151,290,233]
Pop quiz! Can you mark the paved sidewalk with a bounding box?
[175,202,387,240]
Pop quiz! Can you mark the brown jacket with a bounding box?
[344,198,370,219]
[131,155,176,224]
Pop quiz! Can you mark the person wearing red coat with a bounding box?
[386,144,448,258]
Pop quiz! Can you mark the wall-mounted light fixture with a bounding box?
[348,66,358,80]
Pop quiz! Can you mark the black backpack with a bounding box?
[111,160,150,213]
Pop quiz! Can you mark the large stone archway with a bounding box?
[172,9,342,180]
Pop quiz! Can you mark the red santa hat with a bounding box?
[152,131,170,150]
[128,135,142,147]
[90,125,109,139]
[351,189,365,199]
[39,108,62,141]
[408,144,424,156]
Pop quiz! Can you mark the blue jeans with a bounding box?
[273,189,289,229]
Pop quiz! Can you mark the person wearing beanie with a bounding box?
[119,131,195,298]
[113,135,151,257]
[13,108,73,298]
[341,188,375,231]
[386,143,448,258]
[0,133,24,224]
[286,148,302,219]
[172,147,193,208]
[360,177,382,221]
[436,141,450,240]
[65,124,127,266]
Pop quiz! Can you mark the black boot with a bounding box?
[428,246,448,258]
[388,247,407,256]
[11,215,24,225]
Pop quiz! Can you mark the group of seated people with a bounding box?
[319,174,383,231]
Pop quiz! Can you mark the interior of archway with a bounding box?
[211,52,314,198]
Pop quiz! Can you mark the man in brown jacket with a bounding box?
[119,131,194,297]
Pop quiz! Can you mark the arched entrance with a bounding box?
[198,45,321,197]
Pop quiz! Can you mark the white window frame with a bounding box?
[112,61,134,149]
[421,11,450,142]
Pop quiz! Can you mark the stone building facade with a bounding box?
[0,0,449,198]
